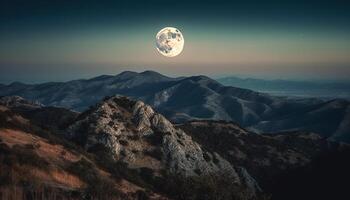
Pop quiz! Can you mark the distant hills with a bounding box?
[217,76,350,99]
[1,70,349,142]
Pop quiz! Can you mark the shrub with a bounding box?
[152,171,255,200]
[145,132,164,145]
[203,152,211,162]
[67,158,121,199]
[144,148,163,160]
[84,176,120,199]
[131,149,139,154]
[135,190,150,200]
[128,134,140,140]
[0,144,50,171]
[113,96,135,111]
[119,139,129,146]
[139,167,155,181]
[177,139,185,146]
[212,153,220,164]
[194,169,202,175]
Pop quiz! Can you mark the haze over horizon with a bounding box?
[2,69,350,85]
[1,0,350,83]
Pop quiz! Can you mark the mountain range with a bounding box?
[1,70,349,142]
[1,95,349,200]
[217,76,350,99]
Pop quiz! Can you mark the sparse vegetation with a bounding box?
[212,153,220,164]
[112,96,136,111]
[127,134,140,140]
[154,171,260,200]
[203,152,211,162]
[67,158,122,199]
[193,169,202,175]
[1,143,50,171]
[144,148,163,160]
[89,145,150,189]
[145,131,164,145]
[131,149,139,154]
[0,142,80,200]
[135,190,150,200]
[139,167,155,182]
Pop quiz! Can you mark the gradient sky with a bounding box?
[1,0,350,83]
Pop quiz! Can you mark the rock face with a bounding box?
[67,96,239,179]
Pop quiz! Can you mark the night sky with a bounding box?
[1,0,350,83]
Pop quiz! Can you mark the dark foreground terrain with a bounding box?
[1,95,349,200]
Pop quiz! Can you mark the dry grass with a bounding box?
[0,129,85,191]
[0,128,158,199]
[0,129,81,164]
[0,105,9,112]
[0,129,34,147]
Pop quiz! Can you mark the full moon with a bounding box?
[156,27,184,57]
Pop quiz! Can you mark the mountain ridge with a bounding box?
[1,70,349,142]
[217,76,350,100]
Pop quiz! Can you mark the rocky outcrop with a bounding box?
[67,96,240,180]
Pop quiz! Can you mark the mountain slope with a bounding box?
[0,96,261,200]
[178,120,350,200]
[178,121,347,191]
[0,100,167,200]
[1,71,349,142]
[61,95,350,198]
[0,71,178,111]
[1,95,349,200]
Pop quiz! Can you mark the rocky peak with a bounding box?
[133,100,175,134]
[67,95,239,179]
